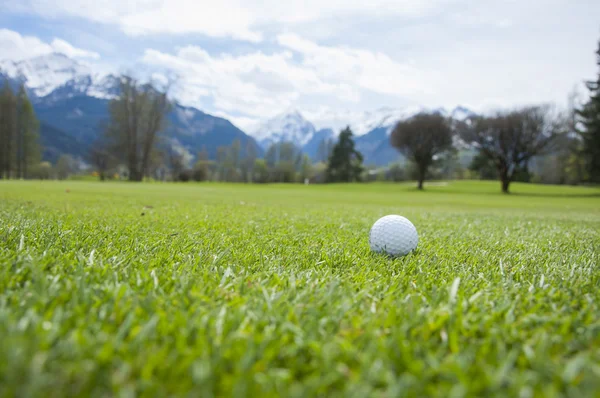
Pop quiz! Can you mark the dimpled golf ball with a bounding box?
[369,215,418,257]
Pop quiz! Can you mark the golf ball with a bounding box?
[369,215,418,257]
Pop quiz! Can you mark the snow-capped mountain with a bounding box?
[350,106,430,136]
[0,52,262,163]
[253,109,316,149]
[0,51,478,167]
[449,106,476,121]
[0,52,120,103]
[251,105,477,165]
[302,128,336,162]
[0,53,94,97]
[305,105,472,138]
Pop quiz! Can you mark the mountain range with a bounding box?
[0,53,477,167]
[252,105,476,165]
[0,53,262,165]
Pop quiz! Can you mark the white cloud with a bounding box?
[142,41,367,118]
[8,0,451,42]
[50,38,100,59]
[140,34,431,126]
[3,0,599,131]
[277,34,434,97]
[0,29,100,61]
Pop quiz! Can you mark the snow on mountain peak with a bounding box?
[450,106,476,121]
[0,52,95,97]
[253,109,316,148]
[0,52,118,101]
[307,105,476,138]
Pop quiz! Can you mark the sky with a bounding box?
[0,0,599,132]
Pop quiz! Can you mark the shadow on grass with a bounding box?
[509,192,600,199]
[403,184,600,199]
[414,189,600,198]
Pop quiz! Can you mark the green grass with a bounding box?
[0,180,599,397]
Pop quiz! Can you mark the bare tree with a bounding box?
[55,154,75,180]
[89,139,114,181]
[243,140,257,183]
[104,75,171,182]
[390,112,453,190]
[193,146,211,182]
[460,105,566,193]
[167,146,185,181]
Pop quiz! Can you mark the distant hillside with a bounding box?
[0,53,262,164]
[1,52,481,168]
[39,122,88,164]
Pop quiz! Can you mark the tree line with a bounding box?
[0,83,41,179]
[72,35,600,193]
[389,37,600,193]
[1,37,599,193]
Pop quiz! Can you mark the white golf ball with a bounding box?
[369,215,418,257]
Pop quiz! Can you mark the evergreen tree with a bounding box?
[0,83,17,179]
[576,37,600,182]
[325,126,364,182]
[16,85,40,179]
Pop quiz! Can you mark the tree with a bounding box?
[325,126,364,183]
[0,82,17,179]
[300,154,313,182]
[29,161,52,180]
[167,146,185,181]
[317,139,327,163]
[14,85,40,179]
[215,146,227,182]
[390,112,453,190]
[558,87,589,184]
[242,140,257,182]
[253,159,269,183]
[0,83,41,180]
[103,75,171,182]
[89,139,115,181]
[193,146,211,182]
[224,139,241,182]
[265,141,302,182]
[576,37,600,182]
[55,154,75,180]
[469,151,498,180]
[461,105,566,193]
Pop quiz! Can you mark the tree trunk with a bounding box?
[501,178,510,194]
[16,131,21,179]
[497,162,511,194]
[417,165,426,190]
[129,168,143,182]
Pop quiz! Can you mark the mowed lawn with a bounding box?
[0,180,599,397]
